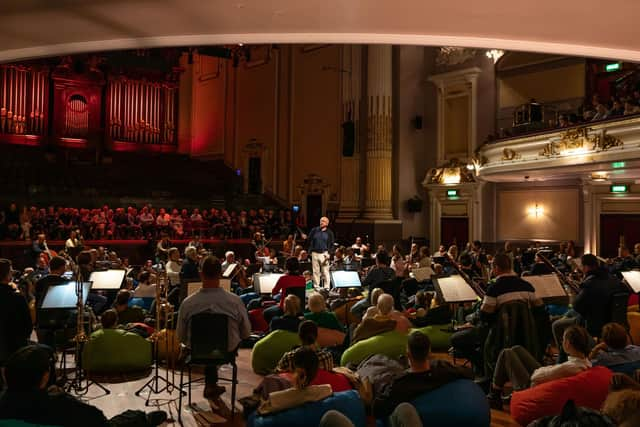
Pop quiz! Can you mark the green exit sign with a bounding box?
[610,184,629,193]
[447,189,459,198]
[606,63,621,72]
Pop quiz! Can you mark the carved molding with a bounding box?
[502,148,521,161]
[539,126,623,157]
[435,47,479,67]
[425,158,476,185]
[297,173,330,196]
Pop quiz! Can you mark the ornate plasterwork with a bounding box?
[502,148,521,161]
[539,127,623,157]
[425,158,476,185]
[435,47,479,67]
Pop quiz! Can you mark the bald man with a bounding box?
[306,216,335,289]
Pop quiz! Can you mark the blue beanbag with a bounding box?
[247,390,366,427]
[608,360,640,375]
[241,292,260,306]
[129,297,153,311]
[376,379,490,427]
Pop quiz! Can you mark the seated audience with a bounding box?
[0,345,166,426]
[362,288,385,320]
[176,255,251,400]
[368,331,472,418]
[410,291,452,327]
[351,249,395,318]
[589,322,640,369]
[270,294,303,333]
[488,325,591,408]
[113,290,146,325]
[0,259,32,366]
[264,257,306,324]
[276,320,334,373]
[353,294,410,343]
[305,292,344,331]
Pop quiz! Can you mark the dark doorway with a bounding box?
[248,157,261,194]
[600,214,640,258]
[306,195,322,229]
[440,217,469,248]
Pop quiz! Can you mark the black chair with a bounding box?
[178,312,238,422]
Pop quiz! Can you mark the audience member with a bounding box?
[270,294,303,333]
[0,259,32,366]
[276,320,333,373]
[304,293,344,331]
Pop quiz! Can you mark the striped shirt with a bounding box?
[276,346,334,373]
[481,274,540,312]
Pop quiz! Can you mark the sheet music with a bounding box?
[187,282,203,297]
[89,270,126,289]
[223,263,237,278]
[412,267,435,282]
[622,271,640,293]
[522,274,567,300]
[435,275,478,302]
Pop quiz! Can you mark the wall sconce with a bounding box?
[527,203,544,218]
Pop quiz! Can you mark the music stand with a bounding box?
[331,271,361,288]
[622,271,640,293]
[253,273,284,294]
[412,267,435,283]
[89,270,125,290]
[41,281,92,309]
[299,261,312,273]
[522,273,568,304]
[433,275,479,303]
[222,264,236,279]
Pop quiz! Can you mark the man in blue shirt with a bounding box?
[306,217,335,289]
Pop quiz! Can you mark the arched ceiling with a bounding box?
[2,0,640,63]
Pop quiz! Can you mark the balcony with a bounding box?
[476,115,640,181]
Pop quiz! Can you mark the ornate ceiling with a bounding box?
[2,0,640,63]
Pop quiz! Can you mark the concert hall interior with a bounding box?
[2,2,640,427]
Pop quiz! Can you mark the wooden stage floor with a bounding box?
[84,349,519,427]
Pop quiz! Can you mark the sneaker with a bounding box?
[146,410,168,426]
[204,384,226,400]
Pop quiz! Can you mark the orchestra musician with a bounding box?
[306,216,334,289]
[552,254,629,363]
[282,234,295,256]
[165,247,182,285]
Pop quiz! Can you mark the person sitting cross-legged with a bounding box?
[270,294,303,333]
[352,294,410,344]
[276,320,334,373]
[0,344,167,427]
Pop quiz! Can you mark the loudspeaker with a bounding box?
[413,115,423,130]
[342,121,355,157]
[407,197,423,213]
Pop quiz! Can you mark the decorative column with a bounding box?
[338,45,361,219]
[582,180,594,254]
[363,45,393,220]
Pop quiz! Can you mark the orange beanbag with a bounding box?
[510,366,613,426]
[317,327,346,347]
[249,308,269,333]
[279,369,353,392]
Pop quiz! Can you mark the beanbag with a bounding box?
[279,369,353,393]
[510,366,613,426]
[317,327,346,347]
[376,379,490,427]
[249,308,269,333]
[251,330,301,375]
[247,389,366,427]
[410,324,452,351]
[82,328,152,373]
[608,359,640,375]
[129,297,153,311]
[340,331,408,366]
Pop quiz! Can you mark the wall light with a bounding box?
[527,203,544,218]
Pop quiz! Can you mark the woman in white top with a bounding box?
[488,325,591,405]
[65,230,80,250]
[165,247,182,285]
[134,271,157,298]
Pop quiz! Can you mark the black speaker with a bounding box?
[407,197,423,213]
[342,121,355,157]
[413,115,423,130]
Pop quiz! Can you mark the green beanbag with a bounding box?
[410,324,452,351]
[82,328,152,373]
[251,330,301,375]
[340,330,408,366]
